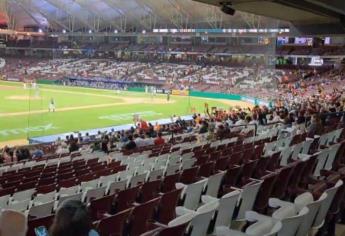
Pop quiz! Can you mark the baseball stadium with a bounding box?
[0,0,345,236]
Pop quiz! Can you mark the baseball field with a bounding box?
[0,81,253,146]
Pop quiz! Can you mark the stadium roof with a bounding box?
[193,0,345,34]
[1,0,285,32]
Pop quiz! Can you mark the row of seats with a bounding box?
[1,123,345,236]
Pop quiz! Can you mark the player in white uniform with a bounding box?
[49,98,56,112]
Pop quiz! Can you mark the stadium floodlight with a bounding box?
[220,2,235,15]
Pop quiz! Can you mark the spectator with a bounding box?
[68,138,79,153]
[49,200,99,236]
[199,121,208,134]
[1,146,12,164]
[101,135,110,154]
[84,133,91,142]
[0,210,27,236]
[125,135,137,150]
[154,132,165,146]
[307,114,324,137]
[32,148,44,159]
[154,122,161,133]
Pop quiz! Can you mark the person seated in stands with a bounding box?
[68,135,79,153]
[49,200,99,236]
[296,111,306,124]
[83,133,91,142]
[147,123,155,137]
[307,113,324,138]
[195,114,202,127]
[0,209,27,236]
[101,135,110,154]
[154,122,161,134]
[55,137,63,146]
[96,131,102,140]
[139,119,149,132]
[20,148,31,161]
[65,135,70,145]
[32,148,44,159]
[77,133,83,143]
[120,131,128,143]
[13,147,29,162]
[0,146,12,164]
[154,132,165,146]
[232,113,247,132]
[199,120,209,134]
[143,134,154,146]
[134,134,147,147]
[125,135,136,150]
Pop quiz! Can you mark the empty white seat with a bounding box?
[177,178,208,210]
[98,174,117,187]
[273,205,309,236]
[312,180,343,235]
[177,201,219,236]
[182,152,194,160]
[236,179,263,221]
[181,158,196,170]
[108,179,127,195]
[205,171,226,197]
[202,190,241,229]
[324,143,341,171]
[294,192,328,236]
[147,168,164,181]
[7,199,30,212]
[168,155,181,166]
[313,150,329,177]
[165,164,180,176]
[216,211,282,236]
[136,165,150,175]
[33,191,56,205]
[0,194,10,208]
[83,187,106,203]
[280,147,293,166]
[27,201,54,218]
[117,170,135,181]
[12,189,35,202]
[129,173,147,187]
[59,186,79,197]
[57,193,82,208]
[80,179,99,192]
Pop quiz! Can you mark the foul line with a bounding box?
[0,102,129,117]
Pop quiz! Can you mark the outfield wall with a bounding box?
[34,78,271,107]
[189,90,271,107]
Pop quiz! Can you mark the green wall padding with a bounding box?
[189,90,242,100]
[37,79,58,85]
[127,87,145,92]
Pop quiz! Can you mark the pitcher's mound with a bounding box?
[6,95,42,101]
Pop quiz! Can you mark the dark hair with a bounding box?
[49,200,92,236]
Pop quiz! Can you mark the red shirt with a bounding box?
[154,137,165,146]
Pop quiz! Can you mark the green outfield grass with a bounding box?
[0,81,243,143]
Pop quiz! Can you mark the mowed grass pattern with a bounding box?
[0,81,236,142]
